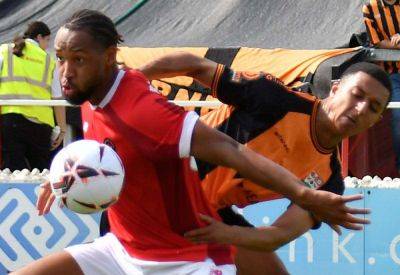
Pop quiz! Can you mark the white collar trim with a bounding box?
[90,70,125,109]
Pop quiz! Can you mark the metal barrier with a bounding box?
[0,99,398,108]
[0,99,222,107]
[0,99,397,172]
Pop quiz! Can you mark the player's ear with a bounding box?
[105,46,118,67]
[330,80,340,97]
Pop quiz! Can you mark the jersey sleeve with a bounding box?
[318,151,344,196]
[311,152,344,230]
[126,72,199,160]
[211,64,289,113]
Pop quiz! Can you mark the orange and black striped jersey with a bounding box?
[196,65,344,210]
[363,0,400,73]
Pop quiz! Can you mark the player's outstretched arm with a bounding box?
[185,205,314,252]
[139,51,217,87]
[190,120,370,230]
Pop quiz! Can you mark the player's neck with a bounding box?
[315,101,342,150]
[89,67,119,106]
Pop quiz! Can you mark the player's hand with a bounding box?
[329,224,343,235]
[184,214,236,245]
[36,181,56,215]
[391,33,400,46]
[310,213,343,235]
[295,189,370,231]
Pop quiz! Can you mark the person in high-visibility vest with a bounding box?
[0,21,66,171]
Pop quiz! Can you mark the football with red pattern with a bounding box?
[49,140,125,214]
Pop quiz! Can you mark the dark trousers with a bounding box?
[1,113,52,171]
[390,73,400,171]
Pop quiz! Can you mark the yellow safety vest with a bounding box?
[0,40,55,127]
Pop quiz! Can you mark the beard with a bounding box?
[63,90,92,105]
[62,82,98,105]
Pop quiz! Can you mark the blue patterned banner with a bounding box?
[0,183,100,274]
[243,188,400,275]
[1,185,400,274]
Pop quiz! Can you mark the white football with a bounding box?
[49,139,125,214]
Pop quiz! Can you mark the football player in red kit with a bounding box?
[14,10,370,275]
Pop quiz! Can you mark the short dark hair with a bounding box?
[13,21,51,57]
[341,62,392,99]
[63,9,123,49]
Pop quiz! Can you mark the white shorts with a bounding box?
[65,233,236,275]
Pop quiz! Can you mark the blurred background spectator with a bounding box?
[363,0,400,175]
[0,21,66,171]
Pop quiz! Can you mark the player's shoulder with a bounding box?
[0,43,8,53]
[292,90,317,102]
[120,69,160,95]
[122,69,149,84]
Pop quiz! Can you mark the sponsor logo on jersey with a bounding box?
[231,71,262,82]
[231,71,284,85]
[274,131,290,153]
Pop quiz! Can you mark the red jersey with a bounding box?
[81,69,232,264]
